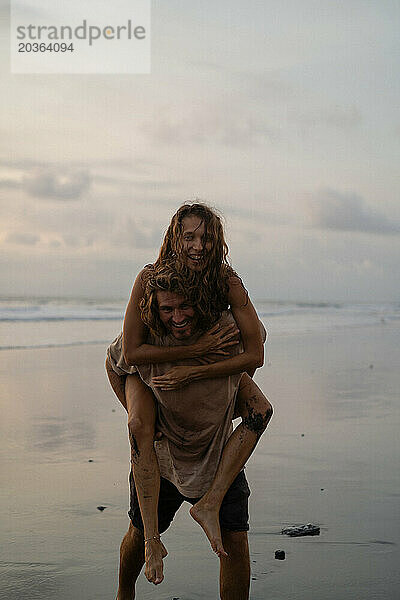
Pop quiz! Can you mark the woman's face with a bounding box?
[181,215,213,271]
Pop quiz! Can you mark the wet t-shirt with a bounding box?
[136,311,242,498]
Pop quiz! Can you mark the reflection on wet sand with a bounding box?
[30,417,96,454]
[1,326,400,599]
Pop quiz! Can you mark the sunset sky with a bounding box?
[1,0,399,301]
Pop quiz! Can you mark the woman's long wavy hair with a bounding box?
[150,202,235,328]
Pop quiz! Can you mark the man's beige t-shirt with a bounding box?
[136,311,243,498]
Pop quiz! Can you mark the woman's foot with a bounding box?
[190,501,228,558]
[144,538,168,585]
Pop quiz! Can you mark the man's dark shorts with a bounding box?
[128,470,251,533]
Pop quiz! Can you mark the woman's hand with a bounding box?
[193,323,239,357]
[152,366,200,391]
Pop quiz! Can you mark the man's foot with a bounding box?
[190,501,228,558]
[144,538,168,585]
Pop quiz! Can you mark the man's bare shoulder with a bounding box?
[218,310,238,328]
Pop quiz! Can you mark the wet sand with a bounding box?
[1,321,399,599]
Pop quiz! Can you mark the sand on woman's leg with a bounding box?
[125,374,167,585]
[190,374,272,557]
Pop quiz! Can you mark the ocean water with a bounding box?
[0,296,398,350]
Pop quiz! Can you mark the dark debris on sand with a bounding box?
[282,523,320,537]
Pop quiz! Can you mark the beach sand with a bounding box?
[1,321,399,599]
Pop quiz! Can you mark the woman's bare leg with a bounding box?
[190,374,272,557]
[105,358,127,409]
[124,375,167,586]
[105,360,167,585]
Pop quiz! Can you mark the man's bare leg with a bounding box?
[117,523,145,599]
[219,530,250,600]
[125,374,167,585]
[190,374,272,557]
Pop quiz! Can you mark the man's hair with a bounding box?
[154,202,236,325]
[140,260,219,336]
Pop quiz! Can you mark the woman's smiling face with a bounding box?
[181,215,213,271]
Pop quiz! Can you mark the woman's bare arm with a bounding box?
[191,276,264,376]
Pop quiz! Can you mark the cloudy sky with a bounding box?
[1,0,399,302]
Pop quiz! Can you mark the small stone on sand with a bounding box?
[275,550,285,560]
[97,505,107,511]
[88,459,94,462]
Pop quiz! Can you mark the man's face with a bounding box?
[156,291,197,339]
